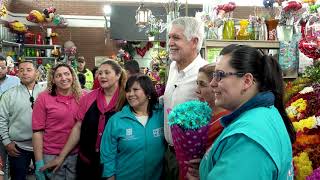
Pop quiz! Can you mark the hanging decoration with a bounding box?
[26,6,68,27]
[26,10,45,23]
[135,3,152,28]
[43,7,56,22]
[64,40,77,56]
[298,18,320,60]
[8,21,28,34]
[0,0,7,18]
[135,42,153,57]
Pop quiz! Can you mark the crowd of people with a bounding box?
[0,16,295,180]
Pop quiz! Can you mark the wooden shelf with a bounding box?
[205,40,280,49]
[24,57,56,60]
[1,40,20,47]
[23,44,61,49]
[1,40,61,49]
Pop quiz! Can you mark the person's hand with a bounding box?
[35,160,46,180]
[185,159,201,180]
[41,155,65,173]
[5,142,20,157]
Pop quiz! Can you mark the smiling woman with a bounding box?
[100,74,165,180]
[32,63,84,179]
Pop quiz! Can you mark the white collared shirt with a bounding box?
[163,54,208,145]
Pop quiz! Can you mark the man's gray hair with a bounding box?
[170,17,204,53]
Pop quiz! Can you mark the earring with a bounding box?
[148,96,151,99]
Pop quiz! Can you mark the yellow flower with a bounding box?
[286,106,298,120]
[293,116,317,132]
[293,152,313,180]
[291,98,307,113]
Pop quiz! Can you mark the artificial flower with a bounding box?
[293,152,313,180]
[293,116,317,132]
[168,100,212,129]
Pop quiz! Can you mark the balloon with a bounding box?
[64,41,75,49]
[53,14,61,26]
[9,21,28,34]
[43,7,56,17]
[26,10,45,23]
[263,0,275,8]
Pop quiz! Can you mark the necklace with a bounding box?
[25,84,35,109]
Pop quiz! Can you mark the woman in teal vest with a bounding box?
[199,44,295,180]
[100,75,165,180]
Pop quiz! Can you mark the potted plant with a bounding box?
[146,29,159,41]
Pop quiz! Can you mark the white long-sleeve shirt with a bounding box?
[163,54,208,145]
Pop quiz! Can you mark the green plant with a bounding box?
[303,61,320,83]
[145,29,159,37]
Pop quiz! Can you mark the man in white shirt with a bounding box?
[163,17,208,179]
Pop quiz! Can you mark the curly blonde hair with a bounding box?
[46,63,82,102]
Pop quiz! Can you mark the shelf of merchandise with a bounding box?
[24,44,61,49]
[204,39,280,49]
[24,57,56,60]
[204,40,280,63]
[204,40,297,79]
[1,40,62,49]
[1,40,20,47]
[0,40,61,62]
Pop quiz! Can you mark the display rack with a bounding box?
[204,39,296,79]
[204,40,280,49]
[0,40,61,61]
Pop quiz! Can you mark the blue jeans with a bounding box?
[8,145,34,180]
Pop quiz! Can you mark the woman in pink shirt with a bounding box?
[32,63,83,180]
[41,60,127,180]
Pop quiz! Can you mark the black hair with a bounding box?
[0,55,6,66]
[219,44,296,143]
[18,60,37,69]
[77,73,86,89]
[125,74,159,117]
[124,60,140,74]
[92,67,98,76]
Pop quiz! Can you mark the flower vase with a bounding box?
[223,19,235,40]
[265,19,279,40]
[277,25,293,42]
[148,36,155,41]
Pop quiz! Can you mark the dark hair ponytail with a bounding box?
[220,44,296,143]
[259,55,296,143]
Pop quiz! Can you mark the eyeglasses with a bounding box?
[0,66,6,71]
[212,70,244,82]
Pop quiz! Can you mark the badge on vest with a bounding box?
[153,127,164,137]
[124,128,136,141]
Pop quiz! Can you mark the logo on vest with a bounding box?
[124,128,136,141]
[153,127,164,137]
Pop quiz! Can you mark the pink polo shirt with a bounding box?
[32,91,81,155]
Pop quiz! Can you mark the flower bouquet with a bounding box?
[285,83,320,180]
[168,100,212,180]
